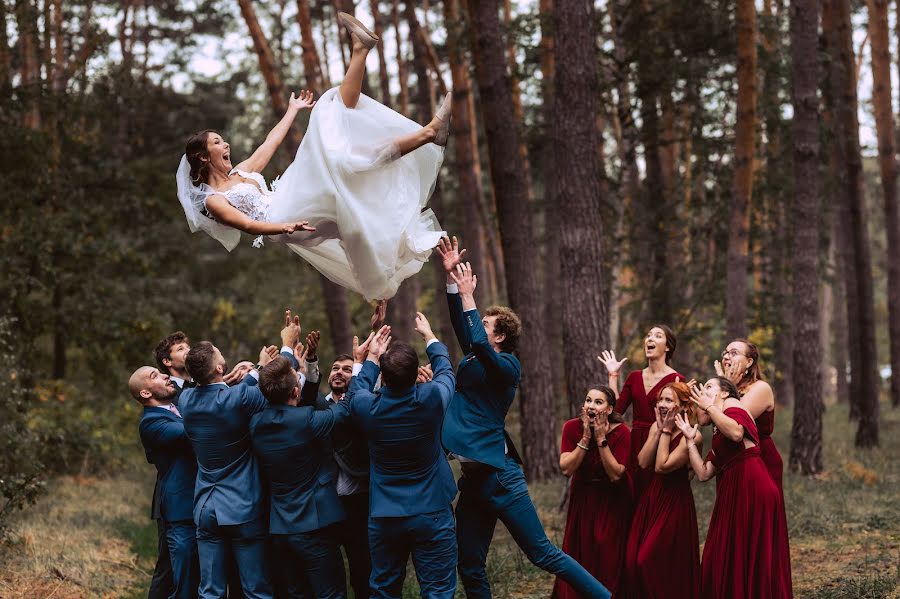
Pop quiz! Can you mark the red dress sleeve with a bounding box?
[560,418,583,454]
[614,371,638,414]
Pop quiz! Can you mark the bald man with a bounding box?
[130,366,200,599]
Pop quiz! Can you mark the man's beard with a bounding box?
[329,376,348,394]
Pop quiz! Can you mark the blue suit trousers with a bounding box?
[166,520,200,599]
[368,507,457,598]
[271,524,346,599]
[455,457,611,599]
[196,502,272,599]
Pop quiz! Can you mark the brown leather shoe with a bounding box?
[338,12,379,49]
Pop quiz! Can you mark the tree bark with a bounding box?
[391,0,409,114]
[726,0,758,339]
[788,0,823,474]
[0,0,10,89]
[369,0,392,106]
[297,0,326,94]
[553,0,609,415]
[866,0,900,408]
[15,0,42,130]
[466,0,557,481]
[823,0,879,446]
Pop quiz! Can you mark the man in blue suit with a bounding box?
[349,317,458,598]
[130,365,200,599]
[436,237,610,599]
[249,355,351,598]
[181,341,278,599]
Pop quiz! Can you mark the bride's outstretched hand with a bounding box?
[289,90,316,111]
[281,221,316,234]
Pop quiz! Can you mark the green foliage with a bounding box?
[0,319,45,535]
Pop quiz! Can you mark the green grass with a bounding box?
[0,401,897,598]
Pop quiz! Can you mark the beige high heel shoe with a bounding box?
[338,12,379,49]
[434,92,452,146]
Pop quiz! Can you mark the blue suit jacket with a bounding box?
[441,292,522,470]
[350,342,457,518]
[140,406,198,523]
[249,401,350,534]
[180,381,267,525]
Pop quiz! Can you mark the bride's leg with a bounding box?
[394,124,439,157]
[339,41,370,109]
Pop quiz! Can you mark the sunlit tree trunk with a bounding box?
[466,0,556,481]
[391,0,409,114]
[369,0,392,106]
[788,0,823,474]
[726,0,758,339]
[865,0,900,408]
[297,0,326,94]
[15,0,42,130]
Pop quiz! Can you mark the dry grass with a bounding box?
[1,401,897,598]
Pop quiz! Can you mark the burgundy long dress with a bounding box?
[614,370,683,499]
[701,408,792,599]
[553,421,633,599]
[756,408,794,596]
[621,432,701,599]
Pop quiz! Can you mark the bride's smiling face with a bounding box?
[205,133,233,174]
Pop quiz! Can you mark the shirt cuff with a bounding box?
[305,360,320,384]
[248,369,259,381]
[352,363,363,377]
[446,283,459,294]
[280,345,293,355]
[299,372,306,387]
[426,338,440,348]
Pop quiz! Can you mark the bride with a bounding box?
[176,12,450,301]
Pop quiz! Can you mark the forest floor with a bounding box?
[0,400,897,598]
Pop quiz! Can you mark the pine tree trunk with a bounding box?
[297,0,326,94]
[823,0,880,446]
[830,211,851,403]
[369,0,392,106]
[391,0,409,114]
[726,0,758,339]
[866,0,900,408]
[444,0,495,303]
[553,0,609,415]
[0,0,10,90]
[466,0,557,481]
[15,0,42,130]
[788,0,823,474]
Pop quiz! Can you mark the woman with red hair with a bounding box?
[621,381,701,599]
[553,385,632,598]
[599,325,682,500]
[678,377,791,599]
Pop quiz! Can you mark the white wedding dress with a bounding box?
[195,87,446,301]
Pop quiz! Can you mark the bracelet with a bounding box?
[660,430,672,435]
[576,441,590,451]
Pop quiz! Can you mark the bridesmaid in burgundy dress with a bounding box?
[599,325,683,500]
[679,377,792,599]
[621,381,701,599]
[553,385,632,598]
[705,339,792,595]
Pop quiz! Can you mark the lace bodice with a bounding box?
[208,169,271,222]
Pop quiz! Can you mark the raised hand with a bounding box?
[289,90,316,111]
[416,364,434,384]
[598,350,627,375]
[281,310,302,348]
[305,331,320,361]
[293,342,309,376]
[689,384,714,413]
[224,361,254,385]
[281,221,316,234]
[654,405,664,430]
[370,300,387,331]
[353,331,375,364]
[414,312,436,341]
[436,236,468,276]
[579,407,593,443]
[660,407,677,434]
[368,325,392,360]
[593,413,610,441]
[714,359,725,377]
[259,344,279,368]
[675,413,698,441]
[448,262,477,296]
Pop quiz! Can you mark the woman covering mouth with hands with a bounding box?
[553,386,632,598]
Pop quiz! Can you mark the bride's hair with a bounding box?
[185,130,217,185]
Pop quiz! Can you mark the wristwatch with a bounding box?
[598,438,608,448]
